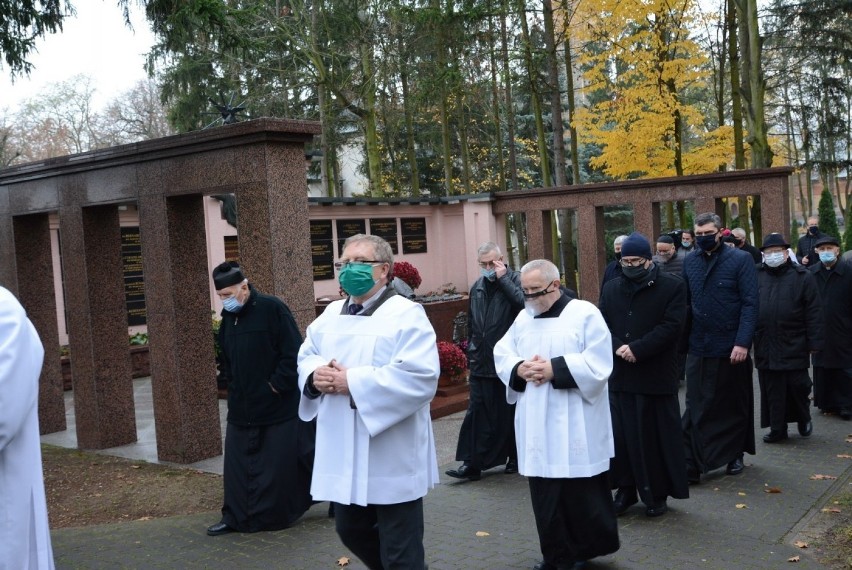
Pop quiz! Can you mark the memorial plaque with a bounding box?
[401,217,428,253]
[121,226,146,325]
[310,220,335,280]
[224,235,239,262]
[369,218,399,253]
[336,219,367,255]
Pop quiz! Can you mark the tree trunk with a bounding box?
[728,0,745,169]
[518,0,551,187]
[501,0,520,190]
[543,0,566,187]
[487,0,507,192]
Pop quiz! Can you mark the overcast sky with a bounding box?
[0,0,156,111]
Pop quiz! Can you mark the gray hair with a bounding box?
[521,259,560,282]
[342,234,394,264]
[477,241,502,258]
[732,227,746,239]
[694,212,722,229]
[614,234,629,247]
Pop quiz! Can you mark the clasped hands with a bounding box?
[616,344,636,363]
[313,359,350,396]
[517,355,553,385]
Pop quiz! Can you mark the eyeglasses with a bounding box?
[333,260,384,270]
[478,261,499,269]
[620,258,646,268]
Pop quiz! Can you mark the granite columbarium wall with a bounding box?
[0,118,320,463]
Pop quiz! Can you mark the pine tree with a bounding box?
[843,217,852,253]
[817,188,840,241]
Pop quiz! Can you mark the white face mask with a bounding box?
[525,303,543,318]
[763,252,785,268]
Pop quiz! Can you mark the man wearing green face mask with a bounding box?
[298,234,440,570]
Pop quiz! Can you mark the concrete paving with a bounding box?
[46,376,852,569]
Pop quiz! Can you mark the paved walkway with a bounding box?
[46,376,851,569]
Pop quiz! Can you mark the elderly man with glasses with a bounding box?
[681,212,758,483]
[599,232,689,518]
[298,234,440,570]
[447,242,524,482]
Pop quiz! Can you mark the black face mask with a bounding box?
[808,226,819,235]
[622,264,651,281]
[696,234,718,252]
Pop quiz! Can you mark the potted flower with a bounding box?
[437,340,468,386]
[393,261,422,290]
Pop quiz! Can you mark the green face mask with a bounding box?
[339,263,377,297]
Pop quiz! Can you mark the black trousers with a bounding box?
[334,498,425,570]
[528,472,619,567]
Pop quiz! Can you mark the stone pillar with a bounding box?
[59,205,136,449]
[0,187,14,290]
[694,197,718,219]
[633,199,656,241]
[577,205,605,303]
[757,181,790,235]
[138,194,222,463]
[523,210,553,263]
[12,214,66,434]
[235,144,320,332]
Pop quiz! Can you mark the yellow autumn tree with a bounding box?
[573,0,734,179]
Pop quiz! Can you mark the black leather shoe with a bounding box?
[613,488,638,515]
[798,420,813,437]
[505,459,518,474]
[686,466,700,485]
[533,561,585,570]
[445,464,481,481]
[762,430,788,443]
[206,521,235,536]
[645,500,668,517]
[726,456,745,475]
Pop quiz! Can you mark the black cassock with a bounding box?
[682,355,756,473]
[454,375,516,471]
[222,417,315,532]
[609,392,688,505]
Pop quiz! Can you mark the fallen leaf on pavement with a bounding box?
[337,556,350,567]
[738,492,747,496]
[822,507,842,513]
[838,454,852,459]
[810,474,838,480]
[736,503,748,509]
[788,555,800,562]
[794,541,808,549]
[765,487,783,493]
[476,531,490,537]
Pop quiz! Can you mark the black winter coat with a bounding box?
[797,230,829,266]
[682,244,758,357]
[598,265,688,395]
[810,260,852,368]
[467,271,525,377]
[753,261,823,370]
[218,286,303,426]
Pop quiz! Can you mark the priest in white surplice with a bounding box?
[494,260,620,570]
[298,234,439,570]
[0,286,55,570]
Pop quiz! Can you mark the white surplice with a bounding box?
[0,287,55,570]
[494,299,615,479]
[297,296,440,506]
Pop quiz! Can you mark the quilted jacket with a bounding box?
[682,244,758,358]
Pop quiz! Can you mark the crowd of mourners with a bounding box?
[5,214,851,570]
